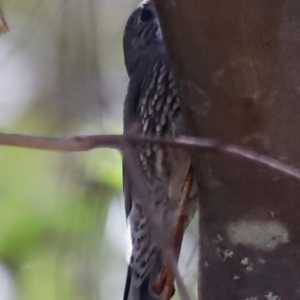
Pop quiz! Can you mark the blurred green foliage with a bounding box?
[0,115,123,300]
[0,0,132,297]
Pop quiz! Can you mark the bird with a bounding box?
[122,1,197,299]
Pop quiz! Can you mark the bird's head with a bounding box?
[123,0,163,76]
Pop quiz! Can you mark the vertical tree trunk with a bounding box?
[154,0,300,299]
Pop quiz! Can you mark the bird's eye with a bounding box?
[140,9,153,22]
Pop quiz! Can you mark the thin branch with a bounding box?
[0,132,300,182]
[0,133,120,151]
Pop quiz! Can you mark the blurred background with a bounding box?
[0,0,197,299]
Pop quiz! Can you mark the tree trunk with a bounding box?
[154,0,300,299]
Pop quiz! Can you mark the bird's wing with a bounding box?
[123,68,145,218]
[122,56,163,218]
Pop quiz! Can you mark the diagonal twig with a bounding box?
[0,10,9,34]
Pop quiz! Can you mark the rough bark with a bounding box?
[154,0,300,299]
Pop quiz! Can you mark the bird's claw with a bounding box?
[153,267,175,299]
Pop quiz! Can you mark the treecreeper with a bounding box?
[122,1,197,300]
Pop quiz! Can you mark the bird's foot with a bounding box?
[153,267,175,300]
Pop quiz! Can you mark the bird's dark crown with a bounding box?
[123,0,164,76]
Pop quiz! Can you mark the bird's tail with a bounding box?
[123,253,162,300]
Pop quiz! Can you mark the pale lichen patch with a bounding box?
[265,292,281,300]
[241,257,254,271]
[227,220,289,251]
